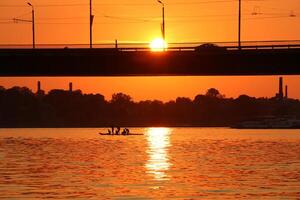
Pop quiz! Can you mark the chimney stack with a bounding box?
[279,77,283,100]
[69,82,73,93]
[37,81,41,93]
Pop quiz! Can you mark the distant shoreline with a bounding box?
[0,125,229,129]
[1,85,300,129]
[0,126,299,130]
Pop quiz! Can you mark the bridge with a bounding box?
[0,40,300,76]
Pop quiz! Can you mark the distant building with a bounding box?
[36,81,44,96]
[279,77,283,100]
[275,77,288,100]
[69,82,73,93]
[37,81,41,93]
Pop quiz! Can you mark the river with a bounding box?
[0,128,299,199]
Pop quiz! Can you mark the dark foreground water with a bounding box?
[0,128,299,199]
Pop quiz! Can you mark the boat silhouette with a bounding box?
[99,132,143,136]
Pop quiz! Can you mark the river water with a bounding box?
[0,128,299,199]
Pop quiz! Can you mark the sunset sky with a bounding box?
[0,0,300,101]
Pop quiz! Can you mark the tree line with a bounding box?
[0,86,299,127]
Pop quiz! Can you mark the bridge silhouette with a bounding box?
[0,40,300,76]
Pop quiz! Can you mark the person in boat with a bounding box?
[121,128,128,135]
[116,127,121,135]
[125,128,130,135]
[111,126,115,135]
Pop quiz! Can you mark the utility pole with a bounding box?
[162,5,165,41]
[238,0,241,50]
[90,0,94,48]
[27,2,35,49]
[157,0,165,42]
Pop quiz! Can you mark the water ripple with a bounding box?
[0,128,299,199]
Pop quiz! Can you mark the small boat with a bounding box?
[99,132,143,136]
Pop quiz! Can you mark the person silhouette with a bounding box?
[111,126,115,135]
[116,127,121,135]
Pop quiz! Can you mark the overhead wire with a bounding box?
[0,14,297,26]
[0,0,264,8]
[0,0,298,25]
[14,11,32,19]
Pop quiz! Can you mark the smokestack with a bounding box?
[285,85,288,99]
[69,82,73,93]
[37,81,41,93]
[279,77,283,100]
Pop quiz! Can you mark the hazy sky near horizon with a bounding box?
[0,0,300,101]
[1,0,300,43]
[0,76,299,102]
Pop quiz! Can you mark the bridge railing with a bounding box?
[1,40,300,51]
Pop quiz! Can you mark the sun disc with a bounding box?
[150,38,168,51]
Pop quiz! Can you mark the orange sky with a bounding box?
[0,0,300,101]
[0,76,299,102]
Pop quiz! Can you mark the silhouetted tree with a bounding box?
[110,93,134,125]
[111,93,132,104]
[205,88,224,99]
[0,85,300,127]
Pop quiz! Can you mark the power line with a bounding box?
[0,14,297,26]
[103,15,157,22]
[0,12,297,23]
[14,11,32,19]
[0,0,263,8]
[0,5,26,8]
[0,3,87,8]
[93,0,263,6]
[246,15,298,20]
[2,12,296,23]
[38,17,87,20]
[0,22,13,24]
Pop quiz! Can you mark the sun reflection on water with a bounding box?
[146,127,172,181]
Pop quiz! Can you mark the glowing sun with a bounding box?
[150,38,168,51]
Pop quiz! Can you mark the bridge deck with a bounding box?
[0,44,300,76]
